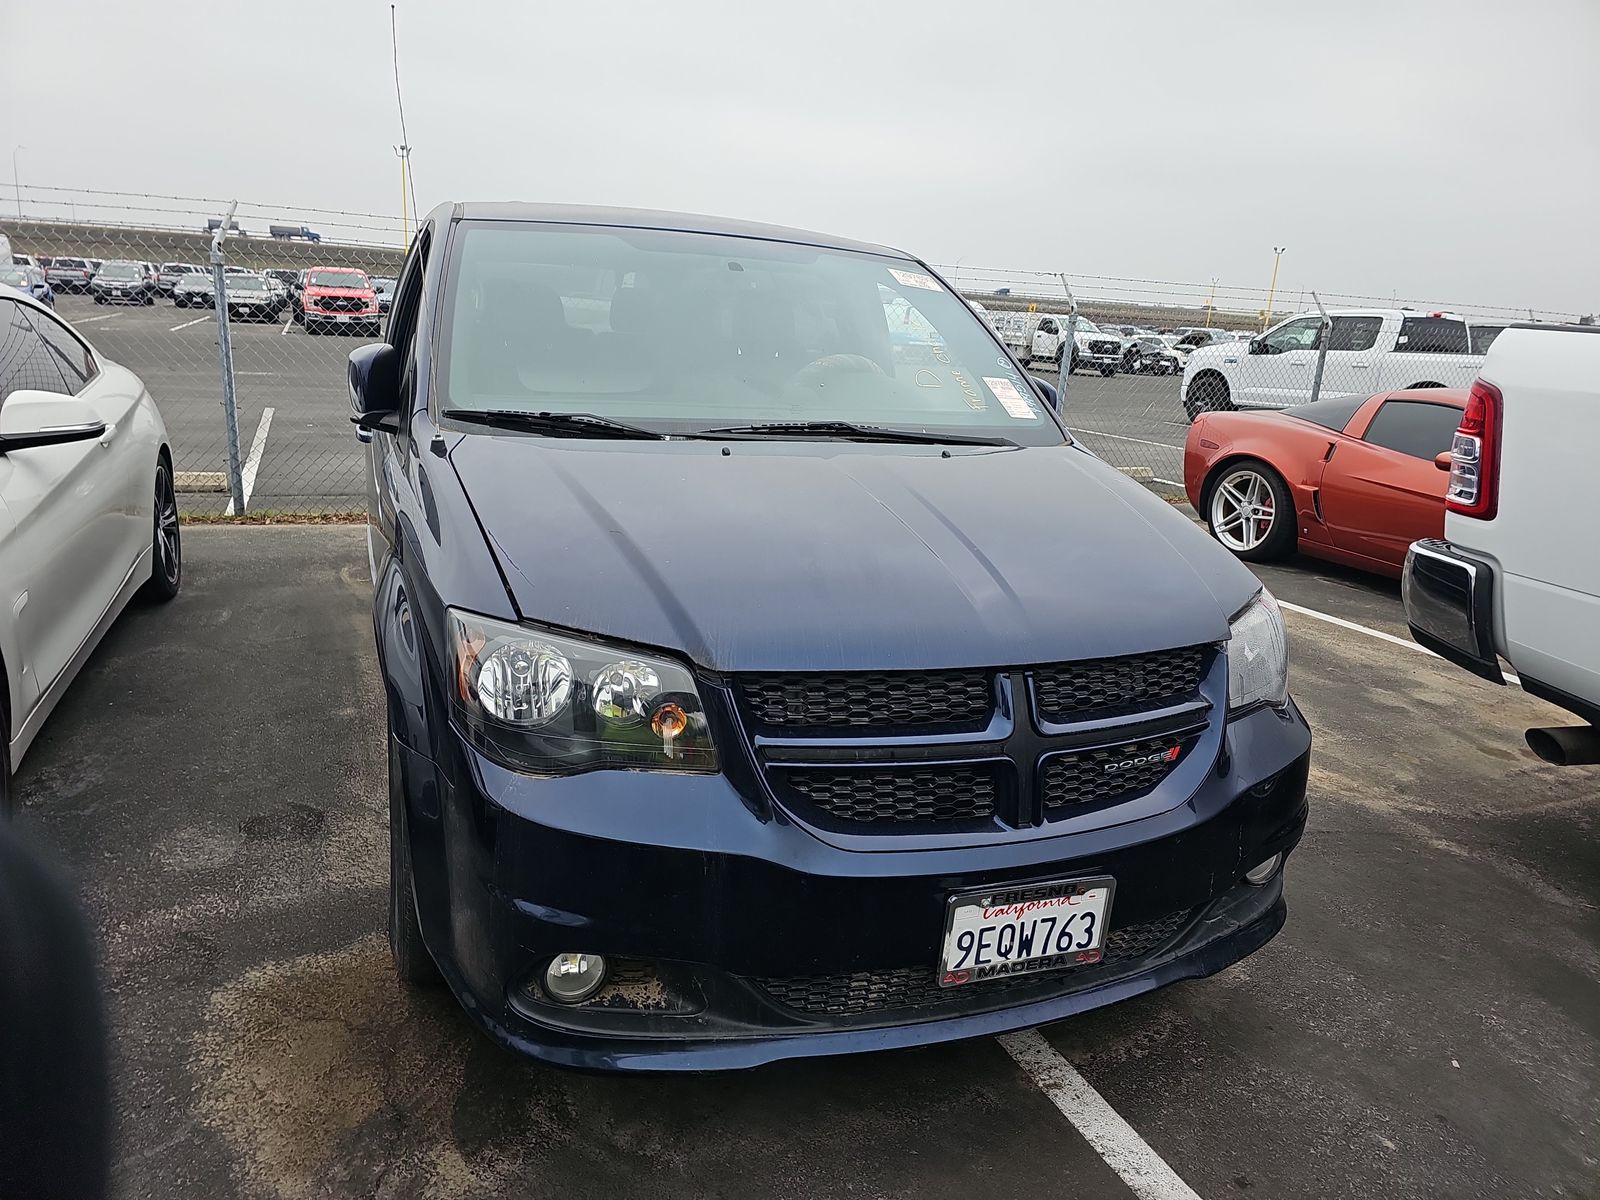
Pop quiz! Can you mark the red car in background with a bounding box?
[292,267,382,337]
[1184,389,1467,578]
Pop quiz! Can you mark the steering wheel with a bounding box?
[792,354,886,386]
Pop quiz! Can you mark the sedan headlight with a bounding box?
[447,608,716,774]
[1227,590,1288,711]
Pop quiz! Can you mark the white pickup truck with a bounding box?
[1181,309,1485,420]
[1402,323,1600,765]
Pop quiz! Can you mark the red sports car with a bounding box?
[1183,389,1467,578]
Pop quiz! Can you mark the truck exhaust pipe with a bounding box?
[1525,725,1600,766]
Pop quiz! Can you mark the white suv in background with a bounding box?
[1181,309,1486,420]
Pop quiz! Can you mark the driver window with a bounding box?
[1038,317,1057,335]
[1261,317,1320,354]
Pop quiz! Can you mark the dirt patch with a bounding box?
[193,937,502,1200]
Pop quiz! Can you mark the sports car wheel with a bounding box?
[1207,460,1296,562]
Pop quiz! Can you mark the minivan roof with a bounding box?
[445,201,904,259]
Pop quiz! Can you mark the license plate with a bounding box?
[335,314,351,322]
[113,289,127,296]
[939,876,1114,987]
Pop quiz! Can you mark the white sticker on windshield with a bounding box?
[889,268,941,291]
[984,377,1038,420]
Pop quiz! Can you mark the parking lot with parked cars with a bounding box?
[10,523,1595,1199]
[3,213,1598,1200]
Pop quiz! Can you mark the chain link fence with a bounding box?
[934,264,1584,500]
[5,186,1587,516]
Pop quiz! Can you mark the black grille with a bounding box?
[740,670,990,729]
[1089,339,1120,355]
[756,910,1194,1017]
[782,765,997,824]
[1041,736,1187,812]
[1034,646,1206,722]
[313,295,367,312]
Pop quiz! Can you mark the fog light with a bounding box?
[543,953,608,1004]
[1244,853,1283,885]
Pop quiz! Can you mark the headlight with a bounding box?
[447,608,716,774]
[1226,590,1288,711]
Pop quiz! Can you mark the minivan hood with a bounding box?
[449,439,1260,672]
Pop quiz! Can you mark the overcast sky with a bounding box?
[4,0,1597,315]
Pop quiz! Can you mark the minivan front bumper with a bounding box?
[409,700,1311,1071]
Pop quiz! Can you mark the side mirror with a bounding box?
[1248,338,1267,355]
[0,391,106,454]
[1434,451,1453,471]
[348,342,401,433]
[1031,376,1061,413]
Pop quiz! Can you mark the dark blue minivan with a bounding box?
[350,203,1310,1071]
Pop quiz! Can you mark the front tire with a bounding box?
[1099,365,1116,378]
[140,460,182,602]
[1185,373,1233,420]
[389,737,441,985]
[1206,459,1296,562]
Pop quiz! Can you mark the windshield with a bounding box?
[309,270,368,289]
[0,269,27,286]
[229,275,268,289]
[1076,319,1100,333]
[437,222,1064,445]
[99,263,143,280]
[54,258,87,269]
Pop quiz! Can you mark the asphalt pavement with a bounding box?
[54,293,367,515]
[9,526,1598,1200]
[52,293,1191,516]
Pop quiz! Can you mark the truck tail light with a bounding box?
[1446,378,1502,520]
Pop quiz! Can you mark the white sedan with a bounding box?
[0,287,180,816]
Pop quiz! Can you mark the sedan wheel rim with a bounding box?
[1211,470,1275,552]
[156,470,180,583]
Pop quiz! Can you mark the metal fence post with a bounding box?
[1056,273,1079,407]
[1307,291,1332,407]
[209,202,245,513]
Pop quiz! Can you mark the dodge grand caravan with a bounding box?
[349,203,1311,1071]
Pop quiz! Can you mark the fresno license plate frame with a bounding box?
[938,875,1116,988]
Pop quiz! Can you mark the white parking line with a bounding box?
[280,319,292,336]
[224,407,275,516]
[1153,478,1184,488]
[1070,427,1182,451]
[73,312,118,324]
[1278,599,1519,687]
[1001,1030,1203,1200]
[169,316,211,332]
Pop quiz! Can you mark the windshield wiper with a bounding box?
[441,409,666,440]
[692,421,1016,447]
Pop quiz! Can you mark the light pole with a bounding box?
[1204,276,1217,329]
[10,145,23,220]
[1262,246,1286,331]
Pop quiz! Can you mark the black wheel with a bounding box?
[305,321,319,336]
[140,459,181,602]
[1185,373,1233,421]
[1205,458,1296,562]
[389,737,441,985]
[93,295,105,305]
[1099,365,1116,378]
